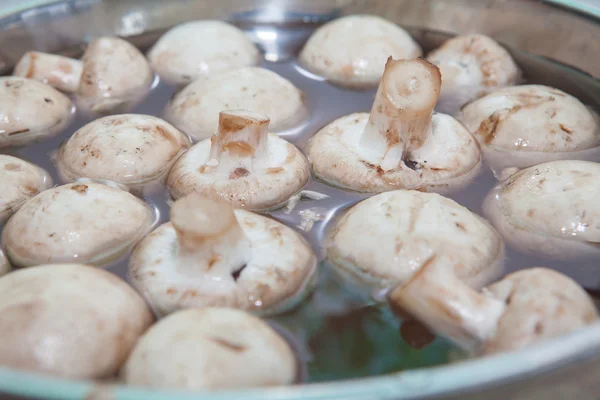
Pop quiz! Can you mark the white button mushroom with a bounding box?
[0,155,52,223]
[129,193,317,317]
[55,114,190,190]
[427,34,521,115]
[122,308,297,389]
[13,51,83,93]
[0,77,74,148]
[306,57,481,194]
[167,110,310,211]
[2,182,155,267]
[483,160,600,260]
[0,263,153,379]
[166,67,307,141]
[147,20,261,85]
[298,15,422,89]
[457,85,600,171]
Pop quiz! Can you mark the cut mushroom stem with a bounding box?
[13,51,83,93]
[358,57,441,169]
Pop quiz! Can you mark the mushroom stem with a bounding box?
[358,58,441,169]
[388,255,505,350]
[13,51,83,93]
[170,193,251,277]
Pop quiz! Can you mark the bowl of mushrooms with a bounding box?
[0,0,600,399]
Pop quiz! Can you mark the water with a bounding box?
[2,21,600,384]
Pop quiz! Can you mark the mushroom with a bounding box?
[129,193,317,317]
[13,51,83,93]
[0,155,52,223]
[0,77,74,148]
[298,15,422,89]
[427,34,521,115]
[457,85,600,171]
[326,190,504,295]
[0,263,153,378]
[122,308,297,389]
[389,267,598,355]
[306,58,481,194]
[147,20,261,86]
[167,110,310,211]
[166,67,307,141]
[55,114,190,190]
[482,160,600,260]
[2,182,155,267]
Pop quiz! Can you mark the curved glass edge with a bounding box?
[544,0,600,19]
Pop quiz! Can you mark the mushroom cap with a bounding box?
[457,85,600,170]
[77,37,154,113]
[427,34,521,114]
[306,112,481,193]
[3,182,155,267]
[13,51,83,93]
[147,20,261,85]
[0,263,153,379]
[298,15,422,88]
[482,160,600,260]
[0,155,52,223]
[483,268,598,355]
[122,308,296,389]
[166,67,307,140]
[0,77,74,148]
[56,114,190,187]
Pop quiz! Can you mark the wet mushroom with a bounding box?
[0,263,153,378]
[55,114,190,190]
[299,15,422,89]
[13,51,83,93]
[482,160,600,260]
[306,57,481,194]
[3,182,155,267]
[427,34,521,115]
[457,85,600,171]
[147,20,261,85]
[0,155,52,223]
[166,67,307,141]
[129,193,317,317]
[167,110,310,211]
[122,308,297,389]
[0,77,74,148]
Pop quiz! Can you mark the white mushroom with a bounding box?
[55,114,190,189]
[482,160,600,260]
[306,58,481,194]
[166,67,307,141]
[13,51,83,92]
[0,77,74,148]
[299,15,422,88]
[2,182,155,267]
[457,85,600,171]
[427,34,521,115]
[0,263,153,378]
[147,20,261,85]
[0,155,52,223]
[122,308,297,389]
[167,110,310,211]
[129,193,317,317]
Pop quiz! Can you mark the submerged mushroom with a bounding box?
[457,85,600,171]
[389,267,598,355]
[427,34,521,115]
[166,67,307,141]
[0,263,153,378]
[122,308,297,389]
[129,193,317,317]
[55,114,190,189]
[3,182,155,267]
[147,20,261,85]
[483,160,600,260]
[0,155,52,223]
[167,110,310,211]
[13,51,83,93]
[306,58,481,193]
[0,77,74,148]
[299,15,422,88]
